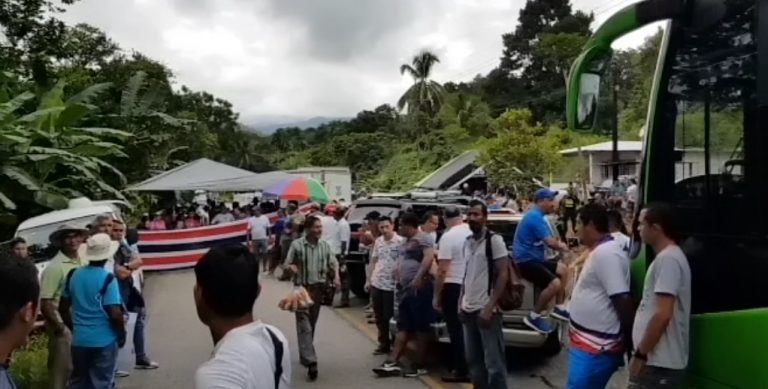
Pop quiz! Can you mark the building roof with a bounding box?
[560,141,643,155]
[414,150,481,190]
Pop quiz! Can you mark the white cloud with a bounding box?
[60,0,653,123]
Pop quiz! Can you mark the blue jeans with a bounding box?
[133,308,148,362]
[566,347,623,389]
[69,342,118,389]
[461,311,507,389]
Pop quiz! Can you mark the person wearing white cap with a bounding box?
[59,233,126,389]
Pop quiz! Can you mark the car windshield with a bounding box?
[487,220,519,248]
[347,204,401,224]
[16,215,96,247]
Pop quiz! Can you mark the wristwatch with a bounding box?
[633,350,648,361]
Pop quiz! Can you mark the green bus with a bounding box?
[566,0,766,387]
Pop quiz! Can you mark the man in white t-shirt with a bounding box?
[194,245,290,389]
[567,204,635,388]
[630,203,690,388]
[212,206,235,225]
[247,207,271,272]
[434,207,472,383]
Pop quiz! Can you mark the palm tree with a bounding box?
[397,50,445,118]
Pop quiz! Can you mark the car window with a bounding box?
[347,204,401,224]
[487,220,519,249]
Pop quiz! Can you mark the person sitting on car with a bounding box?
[512,188,570,334]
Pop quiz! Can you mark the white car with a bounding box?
[15,197,143,292]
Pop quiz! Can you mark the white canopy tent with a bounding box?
[127,158,294,192]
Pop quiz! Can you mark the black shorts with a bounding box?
[397,285,435,333]
[517,260,558,290]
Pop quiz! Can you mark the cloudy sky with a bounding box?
[60,0,654,125]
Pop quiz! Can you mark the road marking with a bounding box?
[332,307,450,389]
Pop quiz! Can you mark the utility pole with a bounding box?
[612,71,620,183]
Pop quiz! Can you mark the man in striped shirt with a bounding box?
[284,216,340,381]
[567,204,635,388]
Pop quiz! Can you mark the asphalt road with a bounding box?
[120,269,427,389]
[121,270,627,389]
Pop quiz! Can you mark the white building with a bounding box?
[560,141,730,187]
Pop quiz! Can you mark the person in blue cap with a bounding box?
[512,188,570,334]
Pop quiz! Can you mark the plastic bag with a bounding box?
[278,286,314,312]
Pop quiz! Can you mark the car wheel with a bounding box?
[540,322,564,357]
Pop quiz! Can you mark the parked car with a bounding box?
[344,197,468,298]
[14,197,143,292]
[389,208,566,355]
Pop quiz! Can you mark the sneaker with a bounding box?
[551,306,570,321]
[372,361,401,377]
[364,305,373,313]
[372,346,390,355]
[523,314,554,334]
[135,359,159,370]
[308,364,318,381]
[402,366,428,378]
[115,370,130,378]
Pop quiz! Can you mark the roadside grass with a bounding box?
[9,333,48,389]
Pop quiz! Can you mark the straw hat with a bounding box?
[78,233,119,262]
[49,224,89,244]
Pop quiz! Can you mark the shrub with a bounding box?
[9,334,48,389]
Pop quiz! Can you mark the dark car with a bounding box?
[344,198,467,297]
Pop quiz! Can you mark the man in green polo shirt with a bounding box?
[39,224,88,389]
[284,215,340,382]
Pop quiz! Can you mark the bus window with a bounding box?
[660,0,764,314]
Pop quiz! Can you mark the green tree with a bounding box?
[397,50,445,118]
[0,82,130,227]
[534,33,589,87]
[479,109,562,193]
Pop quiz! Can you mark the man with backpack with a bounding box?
[194,245,291,389]
[460,199,510,389]
[58,233,125,389]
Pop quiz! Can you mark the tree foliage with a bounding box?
[479,109,562,193]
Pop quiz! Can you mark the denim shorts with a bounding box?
[396,285,434,333]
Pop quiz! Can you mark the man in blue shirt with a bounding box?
[513,188,570,334]
[0,255,40,389]
[59,233,126,389]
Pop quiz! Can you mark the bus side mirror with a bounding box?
[567,47,612,130]
[577,73,601,129]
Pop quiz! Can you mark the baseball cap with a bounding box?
[534,188,559,201]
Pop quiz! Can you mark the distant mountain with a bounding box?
[246,116,350,134]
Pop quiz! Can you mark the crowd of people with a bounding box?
[0,183,690,389]
[359,187,689,389]
[1,215,159,389]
